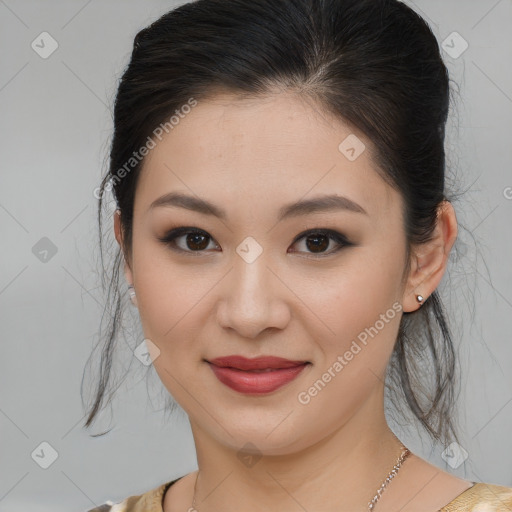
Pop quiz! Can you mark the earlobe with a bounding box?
[114,209,123,247]
[127,282,138,307]
[401,201,458,312]
[114,209,135,288]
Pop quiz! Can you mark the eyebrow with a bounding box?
[148,191,368,220]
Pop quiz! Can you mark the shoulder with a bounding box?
[86,478,179,512]
[441,482,512,511]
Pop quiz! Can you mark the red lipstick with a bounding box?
[206,355,309,394]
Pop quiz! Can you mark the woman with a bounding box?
[83,0,512,510]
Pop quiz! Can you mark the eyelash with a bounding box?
[157,226,353,258]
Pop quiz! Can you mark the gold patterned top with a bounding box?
[87,479,512,512]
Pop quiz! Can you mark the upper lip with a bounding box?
[207,355,309,370]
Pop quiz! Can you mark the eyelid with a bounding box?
[288,228,352,257]
[157,226,352,256]
[291,228,350,246]
[157,226,220,254]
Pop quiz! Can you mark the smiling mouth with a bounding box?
[205,358,311,394]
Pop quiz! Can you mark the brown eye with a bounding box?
[304,233,329,253]
[158,227,219,253]
[158,227,352,257]
[184,232,210,251]
[289,229,352,257]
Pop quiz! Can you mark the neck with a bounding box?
[188,384,408,512]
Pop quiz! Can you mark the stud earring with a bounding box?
[416,294,424,306]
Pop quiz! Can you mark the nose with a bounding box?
[215,248,291,339]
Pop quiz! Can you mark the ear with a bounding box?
[114,209,134,285]
[401,200,458,312]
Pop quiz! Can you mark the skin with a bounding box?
[114,91,472,511]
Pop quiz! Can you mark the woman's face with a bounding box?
[118,91,415,455]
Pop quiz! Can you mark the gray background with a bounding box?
[0,1,511,510]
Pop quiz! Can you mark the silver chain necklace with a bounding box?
[191,445,411,512]
[367,446,410,511]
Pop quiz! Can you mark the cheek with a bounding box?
[291,260,403,435]
[131,244,207,351]
[299,251,404,350]
[133,255,209,400]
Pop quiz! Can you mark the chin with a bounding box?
[203,416,318,457]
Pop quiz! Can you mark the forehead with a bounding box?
[135,91,399,221]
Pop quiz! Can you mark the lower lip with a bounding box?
[207,362,309,394]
